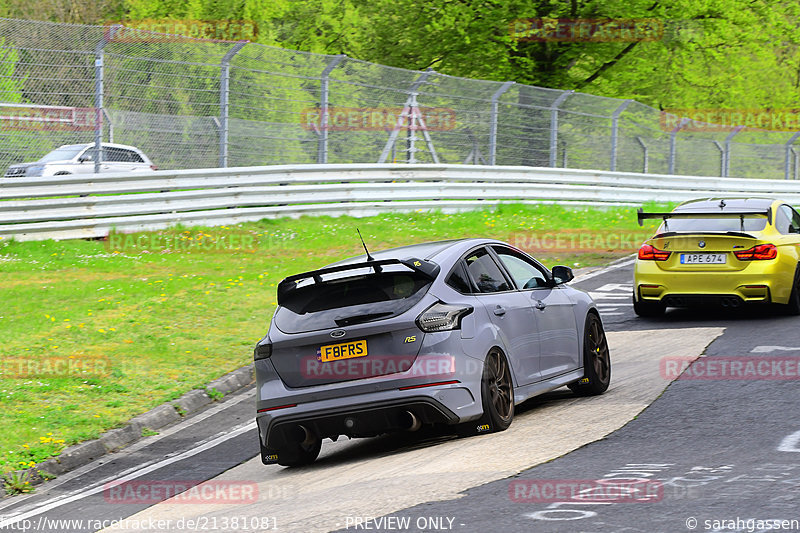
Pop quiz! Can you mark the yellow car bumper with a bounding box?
[634,259,795,305]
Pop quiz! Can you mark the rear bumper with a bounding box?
[257,396,463,463]
[634,260,792,305]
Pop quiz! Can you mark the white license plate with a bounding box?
[680,253,727,264]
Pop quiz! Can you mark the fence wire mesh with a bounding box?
[2,17,799,179]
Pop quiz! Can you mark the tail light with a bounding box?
[150,164,158,170]
[638,244,671,261]
[254,341,272,360]
[417,302,473,332]
[734,243,777,261]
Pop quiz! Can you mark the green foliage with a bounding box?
[4,470,35,496]
[206,388,224,401]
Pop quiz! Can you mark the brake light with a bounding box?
[416,302,473,332]
[734,243,777,261]
[150,164,158,171]
[254,342,272,360]
[638,244,671,261]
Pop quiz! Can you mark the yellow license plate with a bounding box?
[319,339,368,363]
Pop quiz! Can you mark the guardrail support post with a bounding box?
[635,136,648,173]
[318,55,346,164]
[668,118,689,175]
[94,26,120,174]
[219,41,248,168]
[610,100,632,171]
[489,81,513,166]
[549,90,573,167]
[723,125,743,177]
[784,132,800,180]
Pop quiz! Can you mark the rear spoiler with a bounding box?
[637,207,772,227]
[277,257,440,304]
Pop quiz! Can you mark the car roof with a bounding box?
[674,198,779,211]
[55,142,146,152]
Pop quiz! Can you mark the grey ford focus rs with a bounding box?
[255,238,610,466]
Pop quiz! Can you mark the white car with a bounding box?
[4,143,157,178]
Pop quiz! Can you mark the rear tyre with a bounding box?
[475,349,514,433]
[568,313,611,396]
[783,266,800,316]
[276,435,322,467]
[632,294,665,317]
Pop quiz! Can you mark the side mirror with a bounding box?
[552,265,574,285]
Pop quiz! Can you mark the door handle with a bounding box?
[534,300,546,310]
[493,305,506,316]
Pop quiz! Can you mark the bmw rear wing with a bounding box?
[277,257,440,305]
[637,207,772,228]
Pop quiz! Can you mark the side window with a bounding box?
[105,148,126,162]
[493,247,549,289]
[446,262,473,294]
[123,149,144,163]
[786,205,800,234]
[777,205,795,234]
[464,248,511,294]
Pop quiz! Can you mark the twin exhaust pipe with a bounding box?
[292,410,422,444]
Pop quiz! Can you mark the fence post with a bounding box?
[610,99,632,171]
[94,26,120,174]
[723,125,743,177]
[489,81,513,165]
[784,132,800,180]
[219,41,247,169]
[793,147,799,181]
[668,118,689,174]
[549,90,573,167]
[712,141,724,177]
[635,136,648,173]
[317,55,346,164]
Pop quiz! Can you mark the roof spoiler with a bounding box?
[277,257,440,304]
[637,207,772,227]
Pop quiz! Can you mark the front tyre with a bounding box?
[569,313,611,396]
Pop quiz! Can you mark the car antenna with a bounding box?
[357,228,375,262]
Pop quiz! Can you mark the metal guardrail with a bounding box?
[4,163,800,241]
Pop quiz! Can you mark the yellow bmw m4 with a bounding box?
[633,198,800,316]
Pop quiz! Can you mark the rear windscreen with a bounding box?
[661,217,767,233]
[274,268,432,333]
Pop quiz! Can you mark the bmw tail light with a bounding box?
[417,302,473,332]
[734,243,777,261]
[638,244,671,261]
